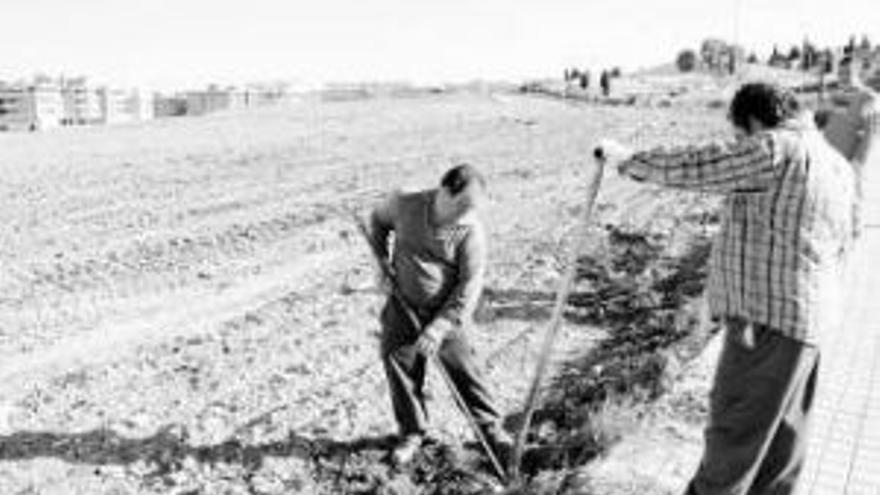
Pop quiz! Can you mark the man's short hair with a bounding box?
[440,163,486,196]
[728,82,800,131]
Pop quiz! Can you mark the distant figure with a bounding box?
[599,70,611,97]
[822,54,880,238]
[598,82,856,495]
[579,70,590,91]
[368,164,512,466]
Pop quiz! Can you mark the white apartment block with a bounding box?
[97,87,154,124]
[2,76,288,130]
[185,87,248,116]
[61,79,102,126]
[0,84,63,131]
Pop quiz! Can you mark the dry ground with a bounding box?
[0,84,733,494]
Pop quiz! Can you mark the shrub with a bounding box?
[676,50,698,72]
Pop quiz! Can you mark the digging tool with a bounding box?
[351,212,508,483]
[507,154,606,486]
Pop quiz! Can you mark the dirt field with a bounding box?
[0,86,732,494]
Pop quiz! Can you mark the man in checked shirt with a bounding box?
[597,82,856,495]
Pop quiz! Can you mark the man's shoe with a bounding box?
[391,434,423,465]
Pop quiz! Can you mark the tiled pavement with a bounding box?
[796,168,880,495]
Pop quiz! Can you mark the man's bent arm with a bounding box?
[434,224,488,328]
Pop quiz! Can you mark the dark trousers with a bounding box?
[379,297,501,436]
[685,318,820,495]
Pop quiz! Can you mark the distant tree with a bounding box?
[608,67,622,78]
[728,44,746,66]
[676,49,699,72]
[768,45,790,68]
[823,49,835,73]
[860,35,872,52]
[698,38,746,74]
[845,35,857,55]
[700,38,728,71]
[788,45,802,62]
[747,52,759,64]
[800,39,818,70]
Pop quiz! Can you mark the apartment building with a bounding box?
[61,77,102,126]
[184,86,248,116]
[0,83,63,131]
[97,87,154,124]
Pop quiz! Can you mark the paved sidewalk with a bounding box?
[796,169,880,495]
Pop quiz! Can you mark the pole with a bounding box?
[508,157,605,484]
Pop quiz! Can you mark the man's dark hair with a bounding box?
[440,163,486,196]
[728,82,800,131]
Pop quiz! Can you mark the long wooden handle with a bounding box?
[508,160,605,483]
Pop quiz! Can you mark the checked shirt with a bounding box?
[620,115,856,345]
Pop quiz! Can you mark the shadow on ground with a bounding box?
[497,224,718,490]
[0,426,499,494]
[0,426,390,471]
[479,223,688,326]
[478,287,555,322]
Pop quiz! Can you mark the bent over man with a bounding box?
[598,82,855,495]
[369,164,510,465]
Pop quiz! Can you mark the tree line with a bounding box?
[676,35,875,75]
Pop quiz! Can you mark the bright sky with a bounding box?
[1,0,878,90]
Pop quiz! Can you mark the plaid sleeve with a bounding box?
[620,135,778,193]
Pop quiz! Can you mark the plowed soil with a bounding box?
[0,88,729,494]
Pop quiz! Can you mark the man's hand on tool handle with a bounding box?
[374,268,392,295]
[414,318,453,356]
[594,139,643,181]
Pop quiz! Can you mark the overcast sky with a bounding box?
[1,0,878,90]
